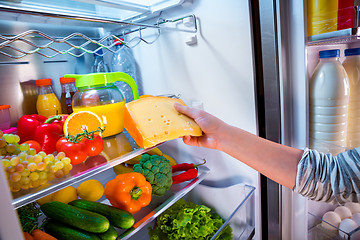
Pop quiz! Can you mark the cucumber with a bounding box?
[98,225,117,240]
[44,220,101,240]
[41,201,110,233]
[69,199,135,229]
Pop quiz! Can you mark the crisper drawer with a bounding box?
[128,184,256,240]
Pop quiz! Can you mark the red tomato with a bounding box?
[82,135,104,157]
[56,137,68,153]
[56,138,87,165]
[23,140,42,153]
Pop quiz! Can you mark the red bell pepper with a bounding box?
[34,116,64,154]
[17,114,47,143]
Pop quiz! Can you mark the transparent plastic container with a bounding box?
[0,105,11,130]
[65,72,139,138]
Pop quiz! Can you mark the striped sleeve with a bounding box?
[294,148,360,204]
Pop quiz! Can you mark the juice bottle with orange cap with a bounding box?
[60,77,77,114]
[35,78,62,117]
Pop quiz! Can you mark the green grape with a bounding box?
[47,154,55,162]
[37,162,46,171]
[25,155,33,163]
[47,172,55,181]
[19,143,30,152]
[21,169,30,177]
[61,157,71,166]
[56,152,66,160]
[13,148,21,155]
[29,172,39,181]
[2,159,10,169]
[39,179,48,185]
[14,164,25,173]
[38,171,47,180]
[11,183,21,192]
[21,161,29,168]
[55,161,64,170]
[6,166,15,173]
[9,172,21,182]
[20,176,30,185]
[0,138,6,148]
[30,180,40,188]
[43,156,50,164]
[13,135,20,143]
[38,151,46,158]
[27,162,37,172]
[28,148,37,156]
[0,148,7,156]
[33,154,42,163]
[18,151,27,161]
[49,165,58,173]
[4,134,15,144]
[5,144,16,153]
[10,157,20,166]
[21,184,30,190]
[0,130,3,138]
[54,169,64,178]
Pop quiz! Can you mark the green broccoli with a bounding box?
[133,154,173,196]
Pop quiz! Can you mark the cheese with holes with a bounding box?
[124,96,202,149]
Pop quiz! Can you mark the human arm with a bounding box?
[174,102,304,189]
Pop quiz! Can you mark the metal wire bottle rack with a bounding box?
[0,6,197,59]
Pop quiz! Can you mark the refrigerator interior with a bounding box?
[0,0,260,240]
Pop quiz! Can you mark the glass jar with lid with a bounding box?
[64,72,139,138]
[35,78,62,117]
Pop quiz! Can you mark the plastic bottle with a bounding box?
[337,0,355,30]
[60,77,77,114]
[111,39,138,102]
[343,48,360,149]
[91,49,110,73]
[35,78,62,117]
[309,49,350,155]
[307,0,338,36]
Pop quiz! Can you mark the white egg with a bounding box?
[345,202,360,214]
[335,206,352,220]
[338,219,359,239]
[352,213,360,226]
[321,211,342,230]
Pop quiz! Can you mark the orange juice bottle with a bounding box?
[35,78,62,117]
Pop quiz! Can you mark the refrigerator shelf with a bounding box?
[118,183,255,240]
[0,14,197,59]
[11,131,159,209]
[307,27,360,46]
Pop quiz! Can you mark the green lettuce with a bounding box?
[148,199,232,240]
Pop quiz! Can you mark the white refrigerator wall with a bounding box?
[131,0,261,239]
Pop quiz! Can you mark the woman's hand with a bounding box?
[174,102,227,150]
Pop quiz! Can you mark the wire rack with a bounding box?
[0,15,197,59]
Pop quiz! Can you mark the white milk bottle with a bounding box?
[343,48,360,149]
[309,49,350,155]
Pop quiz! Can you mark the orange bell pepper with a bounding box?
[104,172,152,213]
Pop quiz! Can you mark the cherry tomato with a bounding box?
[82,135,104,156]
[56,137,69,153]
[23,140,42,153]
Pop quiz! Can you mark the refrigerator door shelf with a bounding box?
[308,212,360,240]
[10,131,162,209]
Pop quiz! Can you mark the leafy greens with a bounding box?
[148,198,232,240]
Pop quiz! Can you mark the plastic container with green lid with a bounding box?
[0,105,11,130]
[64,72,139,138]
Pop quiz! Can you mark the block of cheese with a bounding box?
[124,96,202,149]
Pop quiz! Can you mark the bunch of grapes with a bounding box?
[0,130,73,192]
[0,131,21,156]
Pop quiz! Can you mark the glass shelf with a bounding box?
[111,165,211,239]
[11,131,157,209]
[306,28,360,46]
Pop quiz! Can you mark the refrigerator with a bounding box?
[0,0,356,239]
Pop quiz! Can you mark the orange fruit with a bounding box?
[63,111,104,137]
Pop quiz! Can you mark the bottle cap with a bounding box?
[35,78,52,86]
[345,48,360,56]
[114,38,125,46]
[60,77,75,84]
[319,49,340,58]
[0,105,10,110]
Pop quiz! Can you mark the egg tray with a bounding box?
[308,211,360,240]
